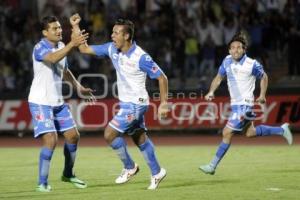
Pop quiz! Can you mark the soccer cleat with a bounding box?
[281,123,293,145]
[147,168,167,190]
[36,184,51,192]
[115,163,139,184]
[199,164,215,175]
[61,175,87,189]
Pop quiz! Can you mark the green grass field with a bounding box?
[0,146,299,200]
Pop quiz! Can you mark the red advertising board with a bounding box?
[0,95,299,132]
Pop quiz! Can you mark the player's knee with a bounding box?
[69,133,80,143]
[64,128,80,143]
[131,130,147,146]
[42,132,58,149]
[104,126,117,144]
[222,128,233,142]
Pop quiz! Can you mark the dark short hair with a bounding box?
[228,31,248,50]
[41,16,58,31]
[114,19,134,41]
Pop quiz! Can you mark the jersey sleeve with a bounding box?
[139,54,163,79]
[90,42,111,57]
[33,43,51,61]
[218,58,227,77]
[251,61,264,79]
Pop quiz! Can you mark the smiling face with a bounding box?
[229,41,245,61]
[111,25,130,50]
[42,21,62,43]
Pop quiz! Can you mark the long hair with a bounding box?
[228,31,248,50]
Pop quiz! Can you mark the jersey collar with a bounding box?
[238,54,247,65]
[124,41,136,57]
[42,38,58,49]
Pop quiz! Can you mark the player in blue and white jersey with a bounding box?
[28,15,94,192]
[199,32,293,175]
[71,14,168,190]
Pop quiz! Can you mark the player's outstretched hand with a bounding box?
[158,102,170,120]
[71,31,89,47]
[70,13,81,26]
[205,92,215,101]
[79,87,96,105]
[256,95,266,104]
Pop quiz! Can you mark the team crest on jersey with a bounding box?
[233,68,238,74]
[119,57,124,65]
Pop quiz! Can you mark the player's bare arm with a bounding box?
[256,72,268,104]
[205,74,224,101]
[70,13,96,55]
[63,69,96,103]
[43,31,88,64]
[157,73,169,119]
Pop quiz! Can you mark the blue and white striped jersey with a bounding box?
[218,54,264,106]
[91,42,163,105]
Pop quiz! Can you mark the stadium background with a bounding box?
[0,0,299,136]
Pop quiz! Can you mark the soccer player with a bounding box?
[28,15,95,192]
[199,32,293,175]
[71,14,169,190]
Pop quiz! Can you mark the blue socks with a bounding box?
[255,125,283,136]
[138,138,160,175]
[210,142,231,169]
[39,147,54,185]
[111,137,161,175]
[111,137,135,169]
[63,143,77,178]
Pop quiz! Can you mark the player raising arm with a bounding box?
[28,15,94,192]
[71,14,169,190]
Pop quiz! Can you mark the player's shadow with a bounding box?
[163,179,240,189]
[271,169,300,173]
[84,182,119,188]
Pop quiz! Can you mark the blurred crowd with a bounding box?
[0,0,300,97]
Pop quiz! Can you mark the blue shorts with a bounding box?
[29,102,76,138]
[109,102,148,135]
[226,105,256,132]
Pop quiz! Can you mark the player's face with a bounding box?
[229,41,245,61]
[111,25,127,49]
[43,21,63,43]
